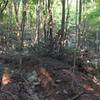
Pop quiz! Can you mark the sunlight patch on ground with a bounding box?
[2,67,11,85]
[83,84,94,91]
[92,76,100,86]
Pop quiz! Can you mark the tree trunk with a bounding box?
[13,0,20,39]
[35,0,41,44]
[57,0,66,56]
[78,0,82,48]
[47,0,53,52]
[79,0,82,24]
[66,0,70,33]
[19,0,27,66]
[61,0,66,38]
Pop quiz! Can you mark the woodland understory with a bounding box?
[0,0,100,100]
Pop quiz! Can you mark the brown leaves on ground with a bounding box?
[0,56,100,100]
[36,66,55,91]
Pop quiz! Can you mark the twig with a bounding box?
[70,91,84,100]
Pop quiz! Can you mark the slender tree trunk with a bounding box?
[7,0,13,49]
[78,0,82,48]
[21,7,26,49]
[35,0,41,44]
[43,0,48,42]
[79,0,82,24]
[61,0,66,38]
[19,0,27,66]
[13,0,20,28]
[47,0,53,52]
[58,0,66,56]
[96,31,99,53]
[44,22,47,42]
[76,0,79,48]
[13,1,20,39]
[49,9,53,52]
[71,0,79,89]
[66,0,70,33]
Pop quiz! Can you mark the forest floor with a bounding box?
[0,54,100,100]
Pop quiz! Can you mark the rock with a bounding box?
[27,70,39,88]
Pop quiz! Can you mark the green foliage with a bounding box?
[85,0,100,27]
[0,0,100,53]
[31,0,37,4]
[0,10,9,22]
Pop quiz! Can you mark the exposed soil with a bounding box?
[0,55,100,100]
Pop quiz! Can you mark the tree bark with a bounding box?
[61,0,66,38]
[78,0,82,48]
